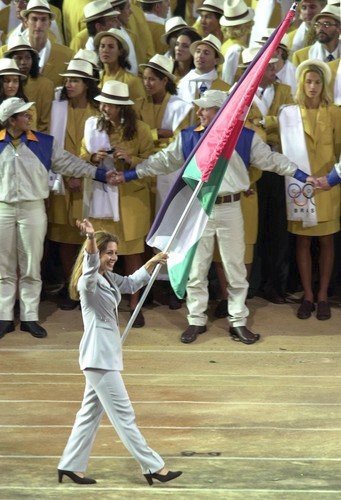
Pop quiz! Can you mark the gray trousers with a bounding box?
[58,369,164,474]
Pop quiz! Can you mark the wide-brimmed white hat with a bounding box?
[0,97,34,123]
[94,80,134,105]
[139,54,175,81]
[193,89,228,108]
[161,16,195,44]
[197,0,224,16]
[0,59,27,79]
[239,47,278,68]
[220,0,254,27]
[94,28,129,54]
[255,28,290,53]
[312,4,340,24]
[190,34,225,65]
[4,35,39,57]
[84,0,120,22]
[295,59,332,85]
[59,59,98,80]
[73,49,100,68]
[21,0,55,19]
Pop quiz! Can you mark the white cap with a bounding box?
[193,89,228,108]
[0,97,34,123]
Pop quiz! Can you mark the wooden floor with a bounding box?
[1,288,341,499]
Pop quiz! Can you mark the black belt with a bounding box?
[215,193,241,204]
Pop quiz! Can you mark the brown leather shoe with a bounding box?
[316,301,331,321]
[297,300,315,319]
[181,325,207,344]
[229,326,260,345]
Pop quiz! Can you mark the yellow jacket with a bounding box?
[146,20,168,56]
[81,119,154,242]
[24,75,54,132]
[69,28,88,52]
[99,67,145,101]
[128,3,155,64]
[62,0,88,45]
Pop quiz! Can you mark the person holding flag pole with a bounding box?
[113,1,309,345]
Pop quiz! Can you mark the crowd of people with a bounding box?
[0,0,340,341]
[0,0,340,487]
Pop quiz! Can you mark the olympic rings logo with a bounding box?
[287,183,315,206]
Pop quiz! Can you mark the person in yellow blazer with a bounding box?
[192,0,224,42]
[128,1,155,63]
[94,28,145,100]
[138,0,169,55]
[80,80,154,327]
[0,0,75,87]
[279,60,340,320]
[3,35,54,132]
[328,57,339,102]
[47,59,101,310]
[0,58,37,129]
[291,5,341,66]
[62,0,89,45]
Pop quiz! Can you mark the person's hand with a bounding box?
[90,149,109,165]
[113,147,132,165]
[106,170,119,185]
[144,252,168,274]
[157,128,173,139]
[66,177,82,192]
[109,171,125,185]
[315,176,332,191]
[306,175,318,187]
[76,218,95,236]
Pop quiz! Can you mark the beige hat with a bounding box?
[110,0,127,6]
[94,80,134,105]
[190,34,225,65]
[59,59,98,80]
[220,0,254,27]
[74,49,100,68]
[161,16,192,44]
[255,28,290,52]
[197,0,224,16]
[239,47,278,67]
[3,35,39,57]
[94,28,130,54]
[0,97,34,122]
[139,53,175,81]
[83,0,120,23]
[296,59,332,85]
[21,0,55,19]
[327,0,340,5]
[312,4,340,24]
[193,89,228,108]
[0,59,27,79]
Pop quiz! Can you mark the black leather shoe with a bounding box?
[0,320,15,339]
[214,299,228,318]
[58,469,96,484]
[229,326,260,345]
[20,321,47,338]
[181,325,206,343]
[144,470,182,485]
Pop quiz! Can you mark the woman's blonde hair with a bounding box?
[69,230,119,300]
[222,21,253,42]
[295,64,332,107]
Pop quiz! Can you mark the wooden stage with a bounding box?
[1,289,341,499]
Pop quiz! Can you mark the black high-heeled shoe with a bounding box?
[144,470,182,485]
[57,469,97,484]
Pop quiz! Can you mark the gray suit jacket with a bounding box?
[78,252,150,371]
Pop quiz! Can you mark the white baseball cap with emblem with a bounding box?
[193,89,228,108]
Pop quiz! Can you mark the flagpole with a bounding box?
[121,180,204,344]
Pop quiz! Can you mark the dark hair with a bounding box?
[97,37,131,71]
[173,28,202,71]
[97,105,137,141]
[0,75,28,103]
[141,2,156,12]
[6,50,40,79]
[86,16,110,37]
[200,10,222,21]
[59,77,101,105]
[144,66,177,95]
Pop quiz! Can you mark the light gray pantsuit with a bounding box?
[58,369,164,474]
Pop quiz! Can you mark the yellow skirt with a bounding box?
[288,219,340,236]
[89,218,145,255]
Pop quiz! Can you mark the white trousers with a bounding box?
[186,200,249,327]
[0,200,47,321]
[58,369,165,474]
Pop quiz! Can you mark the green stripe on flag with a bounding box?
[183,156,229,215]
[169,241,199,299]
